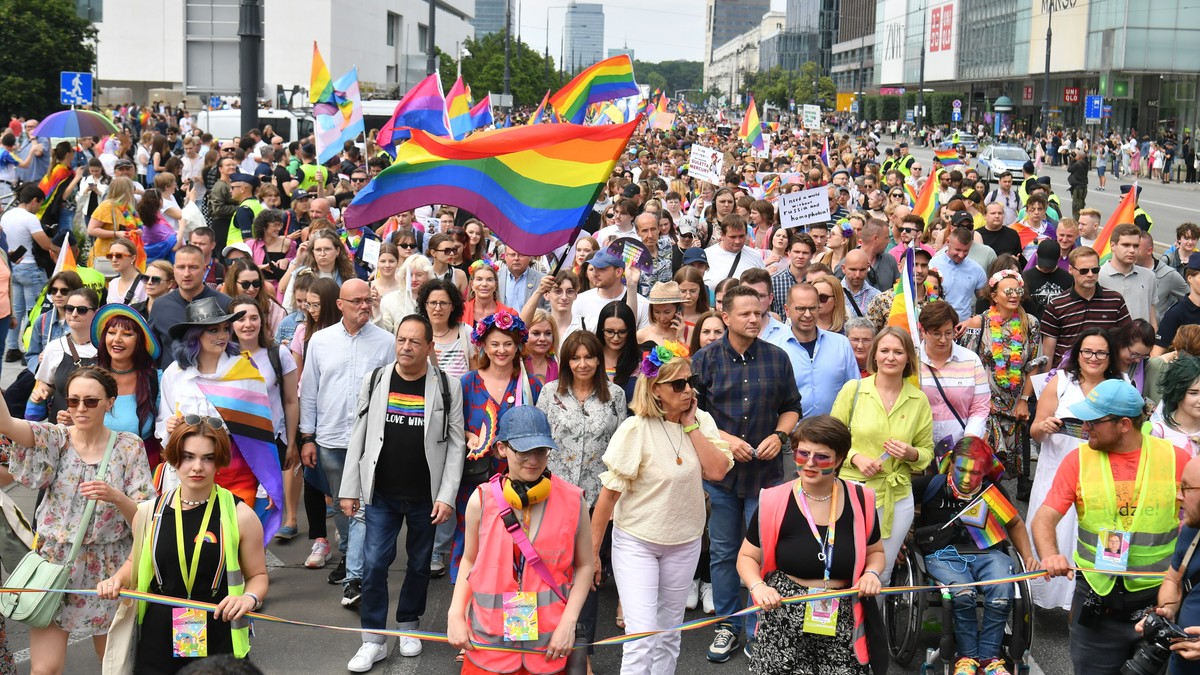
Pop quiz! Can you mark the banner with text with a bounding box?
[688,144,725,185]
[779,186,832,229]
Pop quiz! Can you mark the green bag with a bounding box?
[0,431,117,628]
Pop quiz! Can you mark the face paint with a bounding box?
[818,466,838,476]
[950,455,985,498]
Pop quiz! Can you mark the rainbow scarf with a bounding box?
[549,54,639,125]
[192,353,284,542]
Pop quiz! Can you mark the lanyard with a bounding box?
[1097,446,1151,532]
[174,487,217,600]
[795,480,840,585]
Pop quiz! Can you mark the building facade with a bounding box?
[705,0,773,64]
[705,10,786,101]
[472,0,506,37]
[563,2,604,71]
[831,0,874,105]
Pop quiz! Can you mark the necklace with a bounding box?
[801,486,833,502]
[987,309,1026,389]
[658,418,685,465]
[180,497,209,506]
[110,366,136,375]
[433,327,452,338]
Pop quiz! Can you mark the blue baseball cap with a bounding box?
[497,406,558,453]
[681,248,709,266]
[589,250,625,269]
[1069,379,1145,421]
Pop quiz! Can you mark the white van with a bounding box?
[193,109,315,143]
[361,100,401,135]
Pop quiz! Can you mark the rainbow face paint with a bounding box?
[951,456,985,497]
[818,466,838,476]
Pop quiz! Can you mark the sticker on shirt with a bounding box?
[386,393,425,427]
[172,607,208,658]
[802,592,839,636]
[1095,529,1131,572]
[502,591,539,642]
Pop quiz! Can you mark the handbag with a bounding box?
[0,431,118,628]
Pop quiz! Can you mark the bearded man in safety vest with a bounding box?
[1033,379,1190,675]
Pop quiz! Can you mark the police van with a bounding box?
[193,109,315,143]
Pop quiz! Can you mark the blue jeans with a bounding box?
[9,264,45,351]
[318,444,364,583]
[360,495,435,642]
[923,547,1014,660]
[704,482,759,636]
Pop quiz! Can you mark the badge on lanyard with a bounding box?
[802,592,840,636]
[171,607,208,658]
[502,591,539,642]
[1095,529,1131,572]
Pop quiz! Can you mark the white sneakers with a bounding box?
[687,578,701,610]
[398,634,423,657]
[701,581,715,614]
[347,642,388,672]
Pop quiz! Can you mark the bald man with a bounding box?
[840,248,881,319]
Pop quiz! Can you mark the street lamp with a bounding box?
[917,1,927,135]
[457,46,471,77]
[544,5,570,90]
[1040,4,1053,132]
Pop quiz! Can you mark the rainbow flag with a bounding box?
[343,119,640,256]
[934,148,962,166]
[35,163,73,222]
[740,95,764,151]
[964,508,1010,549]
[548,54,639,124]
[309,42,333,105]
[312,64,365,164]
[469,96,494,131]
[1009,220,1042,249]
[648,95,669,128]
[193,354,284,543]
[528,90,551,125]
[979,484,1018,526]
[913,168,941,224]
[904,183,918,207]
[1092,183,1139,264]
[376,73,450,155]
[446,76,473,140]
[820,136,830,167]
[887,246,920,337]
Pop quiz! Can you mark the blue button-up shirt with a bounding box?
[299,320,395,448]
[767,327,860,417]
[502,267,534,310]
[929,251,987,322]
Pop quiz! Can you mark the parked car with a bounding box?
[938,132,979,153]
[974,144,1032,184]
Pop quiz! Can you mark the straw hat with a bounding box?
[647,281,683,304]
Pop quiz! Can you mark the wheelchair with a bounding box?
[885,542,1035,674]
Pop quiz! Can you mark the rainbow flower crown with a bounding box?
[469,257,499,277]
[639,341,689,378]
[471,310,528,346]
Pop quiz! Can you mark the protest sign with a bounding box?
[778,186,832,229]
[688,144,724,185]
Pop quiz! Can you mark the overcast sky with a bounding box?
[511,0,787,64]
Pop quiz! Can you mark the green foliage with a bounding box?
[927,92,964,126]
[437,31,555,108]
[0,0,96,118]
[741,63,836,111]
[632,60,703,99]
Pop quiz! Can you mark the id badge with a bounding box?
[802,592,839,636]
[1095,529,1131,572]
[502,591,539,642]
[171,607,208,658]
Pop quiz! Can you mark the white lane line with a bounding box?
[1028,653,1045,675]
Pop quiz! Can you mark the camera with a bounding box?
[1122,612,1190,675]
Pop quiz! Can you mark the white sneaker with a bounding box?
[398,634,423,657]
[701,581,714,614]
[347,642,389,672]
[686,578,700,610]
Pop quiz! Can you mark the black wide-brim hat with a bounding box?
[168,296,246,339]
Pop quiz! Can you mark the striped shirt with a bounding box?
[918,344,991,447]
[1040,287,1131,364]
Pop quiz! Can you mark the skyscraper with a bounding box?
[564,2,604,71]
[474,0,506,38]
[705,0,772,60]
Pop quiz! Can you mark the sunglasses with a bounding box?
[48,287,71,296]
[659,376,695,393]
[351,177,368,183]
[64,304,94,315]
[182,414,226,430]
[145,275,166,284]
[437,247,461,255]
[1073,266,1102,275]
[397,243,417,249]
[1001,287,1024,298]
[900,227,919,234]
[66,396,104,409]
[794,449,837,467]
[107,252,130,261]
[817,293,834,304]
[238,279,263,290]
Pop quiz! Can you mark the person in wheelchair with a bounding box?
[911,437,1036,675]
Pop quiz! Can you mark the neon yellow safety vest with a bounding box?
[1074,435,1178,596]
[897,155,915,177]
[1018,175,1039,205]
[137,487,251,658]
[881,158,895,175]
[297,163,322,191]
[1135,207,1154,233]
[227,198,264,246]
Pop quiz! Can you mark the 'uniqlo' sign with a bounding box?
[939,5,953,51]
[929,7,942,52]
[1023,86,1034,102]
[1064,87,1080,104]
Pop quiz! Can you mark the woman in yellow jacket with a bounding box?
[831,326,934,586]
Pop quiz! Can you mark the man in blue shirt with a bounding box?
[767,283,858,416]
[930,226,987,321]
[1146,454,1200,674]
[499,247,545,310]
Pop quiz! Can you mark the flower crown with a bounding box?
[639,341,689,378]
[989,269,1024,289]
[469,257,499,277]
[471,311,528,345]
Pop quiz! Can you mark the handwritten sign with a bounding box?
[688,143,724,186]
[802,105,821,130]
[778,186,832,229]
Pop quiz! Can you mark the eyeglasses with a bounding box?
[145,275,166,284]
[182,414,226,430]
[817,293,834,304]
[1181,483,1200,495]
[397,243,417,250]
[107,252,129,261]
[426,300,452,308]
[48,287,71,296]
[66,396,104,409]
[1001,287,1025,298]
[1079,349,1110,361]
[509,447,551,462]
[794,450,837,467]
[1072,266,1101,275]
[1127,350,1150,362]
[64,304,94,315]
[602,328,628,338]
[792,305,819,315]
[340,297,372,306]
[925,330,955,342]
[658,377,694,393]
[849,337,873,345]
[550,288,577,297]
[437,247,461,255]
[1081,416,1119,429]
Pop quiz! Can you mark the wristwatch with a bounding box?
[773,431,789,446]
[1019,394,1031,402]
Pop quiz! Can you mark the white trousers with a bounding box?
[879,493,916,587]
[612,527,701,675]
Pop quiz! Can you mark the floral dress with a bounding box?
[959,311,1041,476]
[536,380,627,507]
[7,424,153,634]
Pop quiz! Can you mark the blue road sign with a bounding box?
[1084,95,1103,124]
[951,109,962,122]
[906,109,915,123]
[60,72,92,106]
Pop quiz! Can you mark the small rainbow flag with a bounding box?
[469,95,494,131]
[934,148,962,166]
[343,119,640,256]
[446,76,473,140]
[309,42,333,105]
[887,246,919,337]
[376,73,450,155]
[1009,220,1042,249]
[964,509,1010,549]
[979,484,1018,526]
[528,90,551,125]
[740,95,763,151]
[820,136,830,167]
[312,60,365,164]
[904,183,918,207]
[548,54,639,125]
[1092,183,1139,264]
[913,168,941,224]
[35,163,73,222]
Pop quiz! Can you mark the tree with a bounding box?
[741,63,835,111]
[436,31,554,109]
[0,0,96,118]
[632,60,703,99]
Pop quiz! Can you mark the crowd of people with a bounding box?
[0,101,1199,675]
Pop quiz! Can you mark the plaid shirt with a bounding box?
[770,267,799,316]
[692,335,804,497]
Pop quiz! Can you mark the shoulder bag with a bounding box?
[0,430,118,627]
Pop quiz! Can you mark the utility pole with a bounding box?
[237,0,262,135]
[503,0,512,106]
[426,0,437,75]
[1040,5,1053,133]
[916,1,927,136]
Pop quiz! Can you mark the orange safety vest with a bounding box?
[466,474,582,674]
[758,478,876,667]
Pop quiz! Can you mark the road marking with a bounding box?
[1028,653,1045,675]
[265,549,285,569]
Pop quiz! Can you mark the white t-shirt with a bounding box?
[160,194,181,230]
[572,288,650,330]
[107,276,147,305]
[594,224,636,247]
[246,345,299,440]
[1,208,44,266]
[36,336,98,383]
[702,244,765,290]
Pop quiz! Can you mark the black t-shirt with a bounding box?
[976,225,1023,260]
[747,486,881,581]
[912,475,1012,554]
[272,165,292,209]
[376,371,431,502]
[1022,266,1073,320]
[1157,296,1200,348]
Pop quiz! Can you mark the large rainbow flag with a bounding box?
[311,52,365,164]
[193,354,284,543]
[887,246,920,337]
[376,74,450,155]
[1091,183,1139,264]
[343,119,640,256]
[913,168,941,224]
[548,54,639,125]
[740,96,764,151]
[35,164,73,223]
[446,76,473,141]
